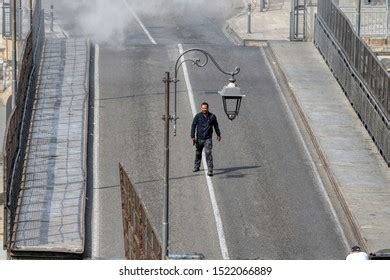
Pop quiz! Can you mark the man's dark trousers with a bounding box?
[194,138,213,170]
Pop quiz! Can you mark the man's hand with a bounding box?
[217,135,221,142]
[192,138,196,146]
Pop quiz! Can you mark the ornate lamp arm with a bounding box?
[174,48,240,80]
[172,48,240,135]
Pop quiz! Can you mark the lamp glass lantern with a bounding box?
[218,81,245,121]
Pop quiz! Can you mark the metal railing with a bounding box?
[119,163,162,260]
[3,0,44,250]
[318,0,389,120]
[315,0,390,165]
[290,0,307,41]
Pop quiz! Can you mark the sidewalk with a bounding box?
[10,37,88,257]
[0,9,79,260]
[228,5,390,253]
[227,0,290,45]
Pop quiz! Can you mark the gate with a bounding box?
[290,0,307,40]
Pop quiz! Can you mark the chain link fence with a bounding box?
[340,5,389,37]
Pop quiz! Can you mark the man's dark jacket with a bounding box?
[191,112,221,140]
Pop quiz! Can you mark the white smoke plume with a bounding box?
[46,0,243,45]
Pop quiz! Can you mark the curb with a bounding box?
[263,43,369,252]
[224,0,257,46]
[225,22,244,45]
[225,21,269,47]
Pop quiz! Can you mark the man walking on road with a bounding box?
[191,102,221,176]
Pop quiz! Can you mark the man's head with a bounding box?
[201,102,209,115]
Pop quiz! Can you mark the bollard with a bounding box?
[50,5,54,32]
[247,3,251,34]
[260,0,267,12]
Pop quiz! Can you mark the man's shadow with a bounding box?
[212,165,261,178]
[134,165,261,185]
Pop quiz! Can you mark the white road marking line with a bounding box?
[261,48,350,251]
[178,43,230,260]
[121,0,157,45]
[92,44,101,258]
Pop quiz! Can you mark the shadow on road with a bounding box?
[213,165,261,177]
[132,165,261,184]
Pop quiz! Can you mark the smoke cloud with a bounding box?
[48,0,243,45]
[48,0,133,45]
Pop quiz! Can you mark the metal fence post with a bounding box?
[12,0,17,109]
[18,0,22,40]
[386,0,389,37]
[357,0,361,36]
[50,5,53,32]
[29,0,32,30]
[247,3,252,34]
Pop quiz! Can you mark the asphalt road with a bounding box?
[53,0,350,259]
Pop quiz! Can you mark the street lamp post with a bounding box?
[162,71,171,260]
[162,48,244,259]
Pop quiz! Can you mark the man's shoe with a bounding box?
[207,170,213,176]
[193,167,200,172]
